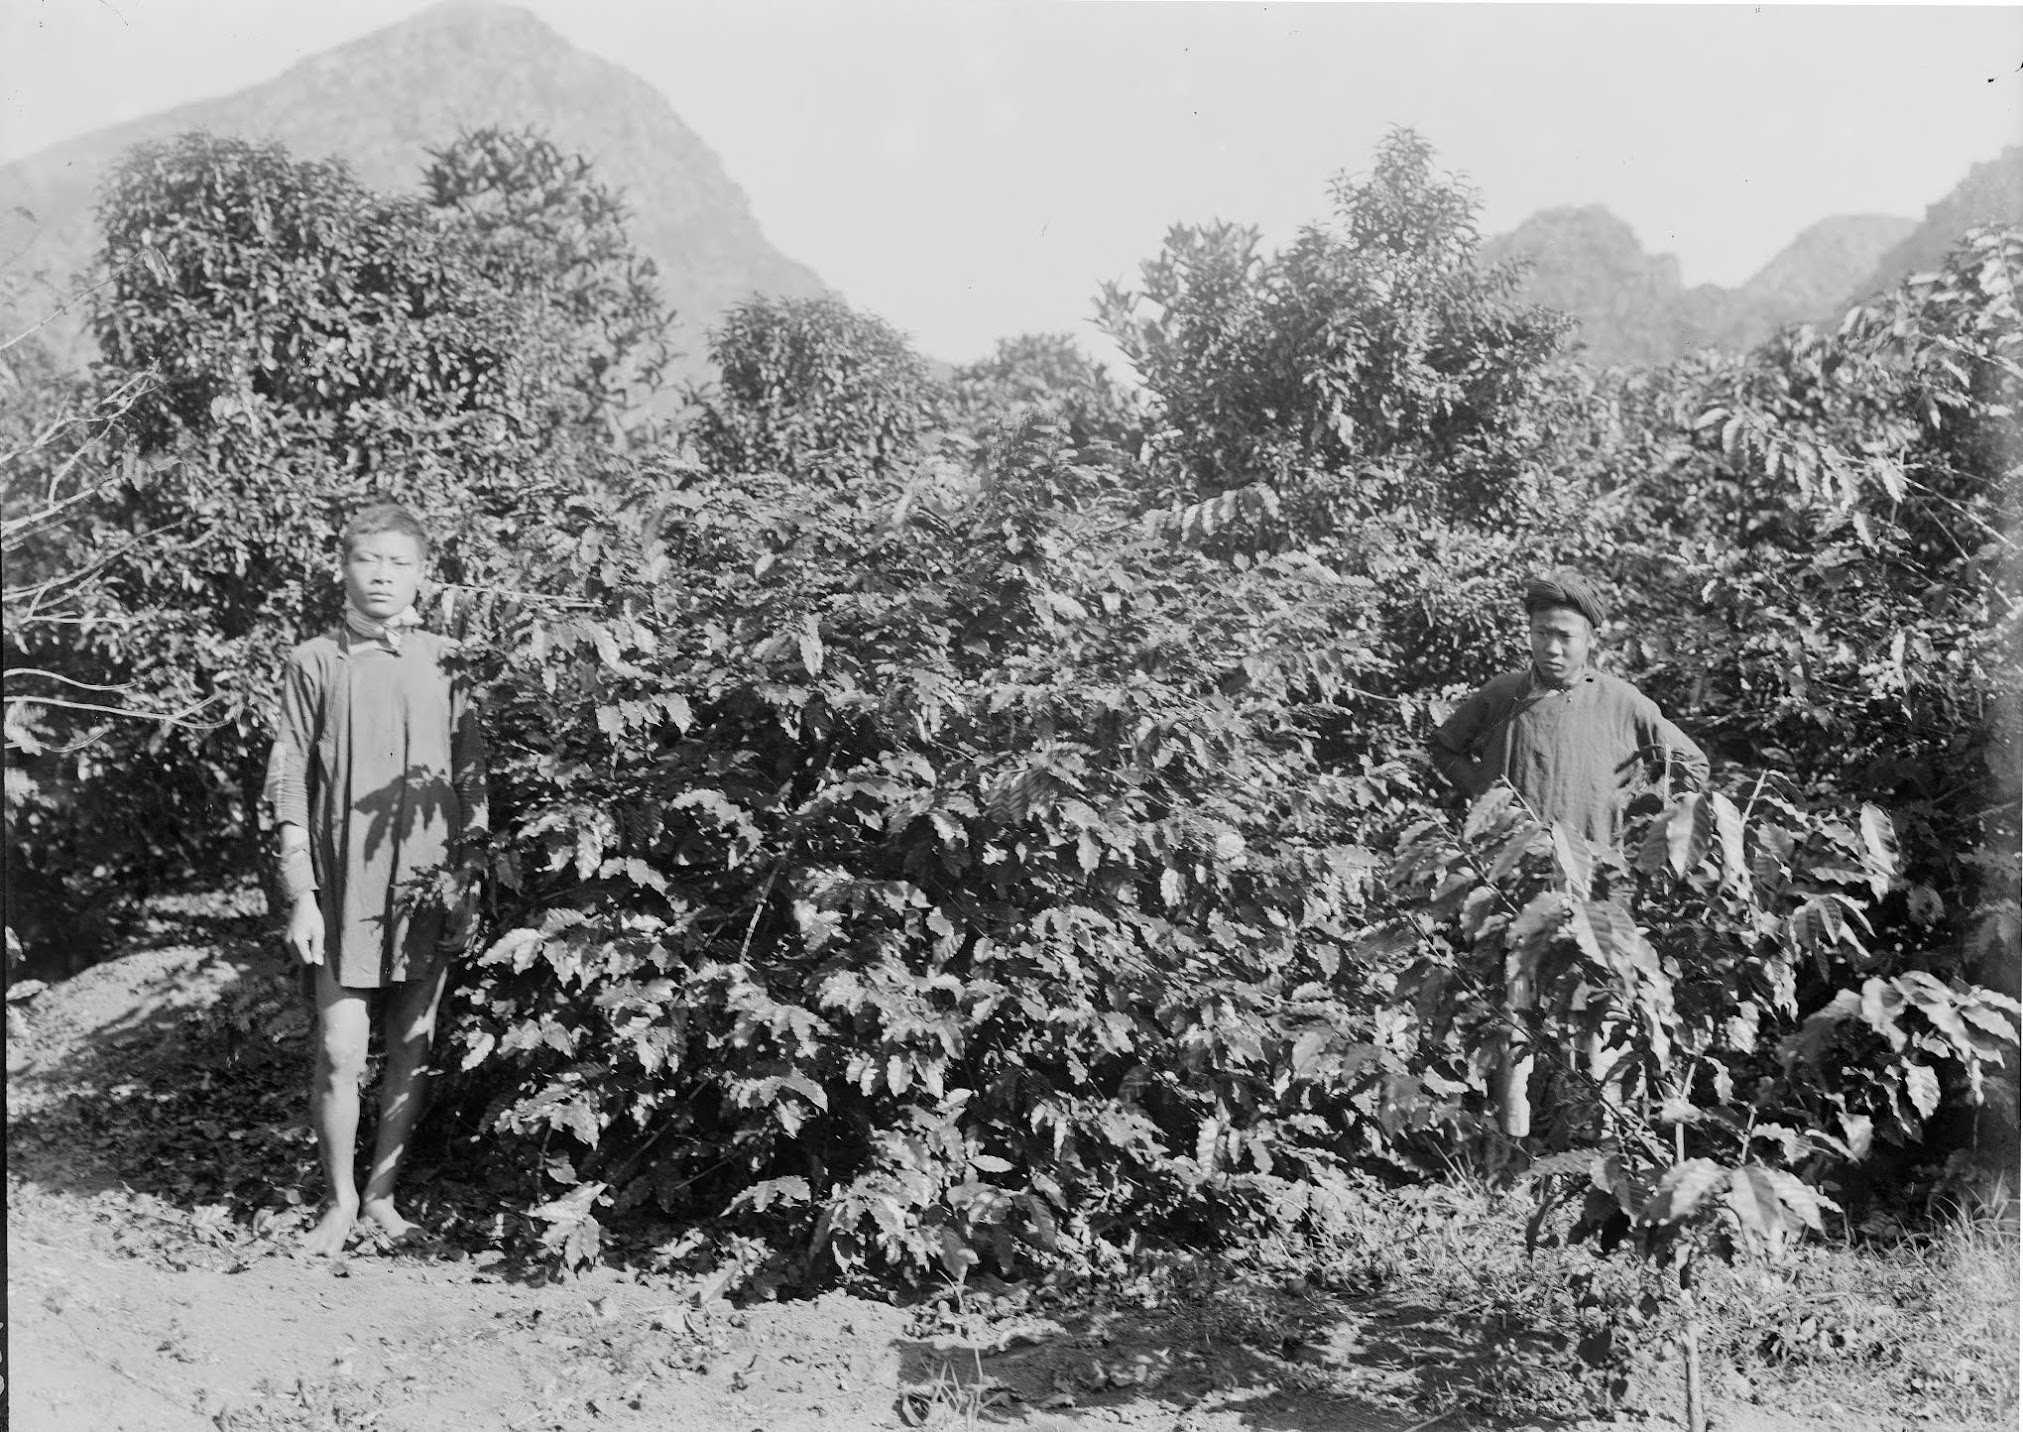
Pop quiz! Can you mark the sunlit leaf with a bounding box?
[1858,804,1899,894]
[1642,1158,1726,1225]
[1901,1063,1940,1120]
[1725,1164,1798,1244]
[731,1176,812,1213]
[1709,792,1747,888]
[1463,786,1519,841]
[1550,822,1594,899]
[1664,794,1713,879]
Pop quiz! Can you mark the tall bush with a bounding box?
[1375,780,2018,1427]
[1097,127,1576,535]
[689,296,944,480]
[441,414,1417,1283]
[1608,226,2022,1000]
[422,125,674,441]
[2,129,667,952]
[949,332,1144,460]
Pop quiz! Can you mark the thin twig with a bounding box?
[0,369,153,469]
[0,613,150,627]
[28,721,118,756]
[2,691,230,729]
[1,669,144,695]
[4,516,191,608]
[2,452,147,546]
[736,864,782,964]
[0,251,156,357]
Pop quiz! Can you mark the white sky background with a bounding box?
[2,1,2018,365]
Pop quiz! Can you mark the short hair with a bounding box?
[341,501,432,559]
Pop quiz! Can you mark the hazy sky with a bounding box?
[3,2,2018,363]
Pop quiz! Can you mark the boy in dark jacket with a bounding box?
[1428,570,1707,845]
[266,502,486,1255]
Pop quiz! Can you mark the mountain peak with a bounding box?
[1737,213,1917,314]
[287,1,589,77]
[1483,146,2019,368]
[1484,200,1936,367]
[1481,207,1690,366]
[0,4,827,375]
[1843,145,2023,306]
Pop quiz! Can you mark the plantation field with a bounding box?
[6,123,2021,1432]
[6,887,2011,1432]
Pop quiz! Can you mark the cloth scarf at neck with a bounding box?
[344,601,423,652]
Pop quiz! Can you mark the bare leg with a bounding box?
[304,966,372,1256]
[358,962,449,1239]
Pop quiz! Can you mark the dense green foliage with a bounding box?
[689,295,943,479]
[3,130,668,945]
[421,125,675,442]
[1385,783,2016,1253]
[438,421,1402,1279]
[3,125,2015,1300]
[1615,226,2022,1001]
[949,332,1145,460]
[1096,130,1575,530]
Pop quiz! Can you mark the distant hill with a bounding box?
[6,3,2012,384]
[1485,148,2023,369]
[0,1,827,379]
[1482,206,1914,368]
[1715,214,1919,347]
[1842,145,2023,306]
[1481,206,1708,368]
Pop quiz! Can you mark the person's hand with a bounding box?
[287,894,326,967]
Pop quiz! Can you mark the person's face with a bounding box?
[343,530,425,619]
[1528,605,1593,685]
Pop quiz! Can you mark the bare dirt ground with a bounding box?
[5,905,2005,1432]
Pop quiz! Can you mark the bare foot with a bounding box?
[359,1196,422,1243]
[302,1199,358,1257]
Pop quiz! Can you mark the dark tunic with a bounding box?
[264,627,486,988]
[1428,667,1707,846]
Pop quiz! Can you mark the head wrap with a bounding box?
[1523,570,1606,631]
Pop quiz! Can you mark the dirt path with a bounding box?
[11,1179,920,1432]
[1,921,1941,1432]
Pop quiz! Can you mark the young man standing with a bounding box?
[1427,571,1708,847]
[266,502,487,1255]
[1427,571,1706,1137]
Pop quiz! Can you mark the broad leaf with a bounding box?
[1709,791,1748,888]
[1858,803,1900,892]
[1550,822,1594,899]
[1725,1164,1799,1244]
[1901,1063,1940,1120]
[1463,786,1520,841]
[529,1180,608,1225]
[732,1176,813,1213]
[1642,1158,1726,1226]
[1664,794,1714,879]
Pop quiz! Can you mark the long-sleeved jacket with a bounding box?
[263,627,487,987]
[1427,666,1707,846]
